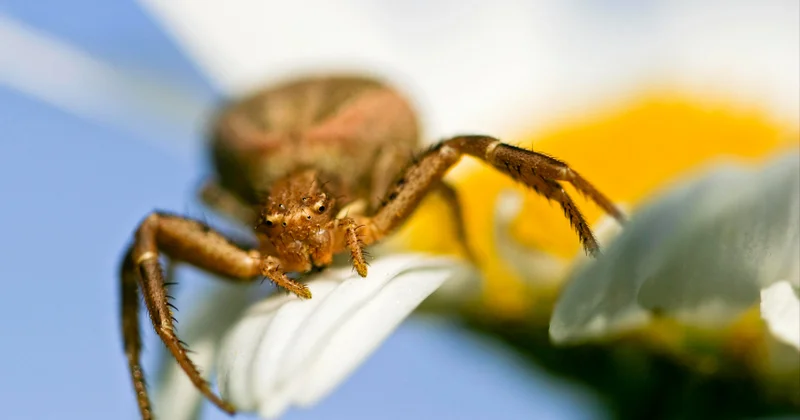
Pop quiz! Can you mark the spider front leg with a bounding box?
[199,179,258,226]
[328,217,369,276]
[434,181,478,262]
[347,135,624,259]
[120,212,308,420]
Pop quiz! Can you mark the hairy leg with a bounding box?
[121,247,151,419]
[199,179,258,226]
[120,212,309,419]
[368,143,414,211]
[435,182,478,262]
[333,217,368,276]
[347,135,623,258]
[487,141,626,223]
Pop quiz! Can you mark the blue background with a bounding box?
[0,2,604,419]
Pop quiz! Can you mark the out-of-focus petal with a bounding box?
[153,280,260,420]
[139,0,798,133]
[493,189,630,286]
[761,281,800,351]
[215,254,463,419]
[0,15,208,156]
[550,151,800,343]
[493,189,569,285]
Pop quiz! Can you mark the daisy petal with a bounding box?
[493,189,569,284]
[154,334,214,420]
[216,254,463,419]
[292,264,455,408]
[550,152,800,343]
[761,280,800,351]
[493,189,629,285]
[0,15,206,156]
[153,280,258,420]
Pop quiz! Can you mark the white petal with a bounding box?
[154,334,216,420]
[216,254,462,419]
[153,279,259,420]
[291,265,453,408]
[493,189,570,284]
[213,292,295,411]
[139,1,798,136]
[422,261,483,307]
[551,152,800,343]
[761,280,800,351]
[0,15,207,157]
[493,189,629,285]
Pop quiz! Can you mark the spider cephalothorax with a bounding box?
[119,75,626,420]
[254,168,348,276]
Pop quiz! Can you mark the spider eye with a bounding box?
[256,217,274,232]
[317,205,326,213]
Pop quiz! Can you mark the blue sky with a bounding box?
[0,2,604,420]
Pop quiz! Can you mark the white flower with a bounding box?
[153,280,257,420]
[136,0,799,128]
[760,281,800,351]
[154,254,468,420]
[538,152,799,350]
[6,2,793,149]
[0,15,208,157]
[492,189,630,287]
[492,151,799,356]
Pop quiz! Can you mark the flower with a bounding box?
[153,281,256,420]
[3,1,798,417]
[395,95,799,320]
[761,280,800,351]
[154,254,471,420]
[490,147,800,376]
[549,151,799,343]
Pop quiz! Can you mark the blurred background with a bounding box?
[0,1,797,420]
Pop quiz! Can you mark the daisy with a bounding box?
[2,1,797,418]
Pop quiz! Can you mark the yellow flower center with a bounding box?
[391,92,799,317]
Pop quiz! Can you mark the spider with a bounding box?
[119,75,626,419]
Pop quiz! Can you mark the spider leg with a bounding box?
[344,135,622,258]
[120,212,309,418]
[435,182,479,263]
[486,140,627,224]
[198,179,258,226]
[516,175,601,256]
[339,217,368,276]
[121,247,151,419]
[368,143,412,211]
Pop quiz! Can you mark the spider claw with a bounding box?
[291,283,312,299]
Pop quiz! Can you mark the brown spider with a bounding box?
[119,75,626,419]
